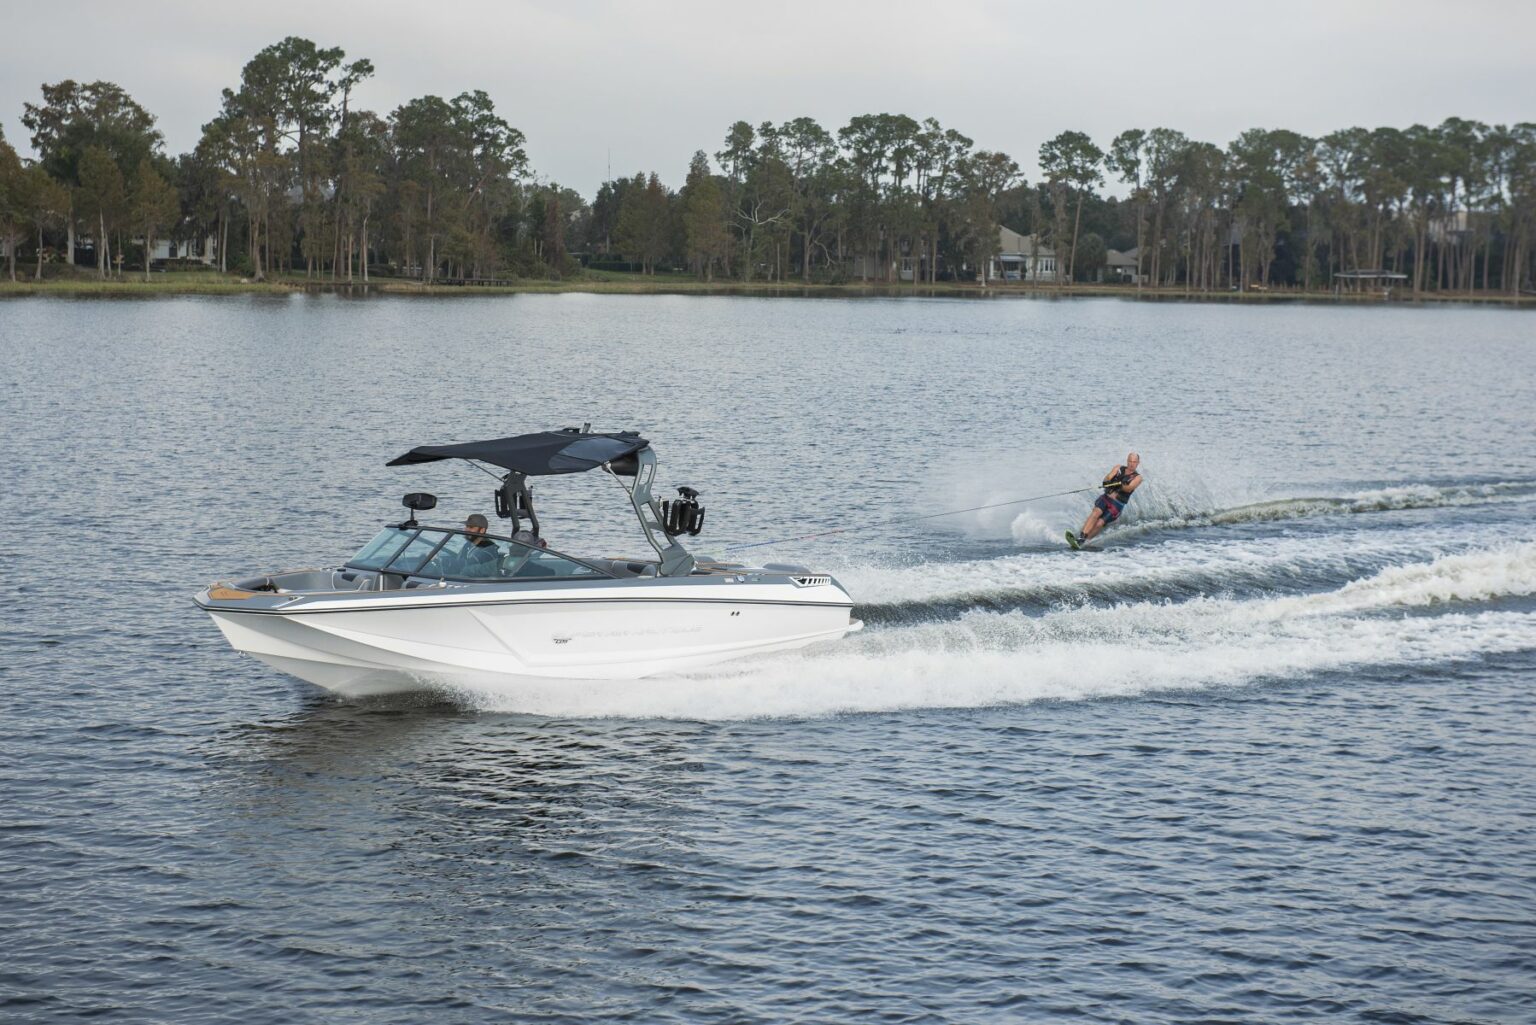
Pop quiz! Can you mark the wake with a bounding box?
[446,543,1536,719]
[848,519,1536,619]
[1005,480,1536,546]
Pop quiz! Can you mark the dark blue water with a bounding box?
[2,294,1534,1023]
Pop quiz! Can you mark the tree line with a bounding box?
[0,38,567,284]
[1,36,1533,295]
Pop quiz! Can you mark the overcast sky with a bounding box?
[4,0,1533,197]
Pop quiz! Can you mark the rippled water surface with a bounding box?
[3,294,1535,1023]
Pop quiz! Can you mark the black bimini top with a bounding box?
[387,428,650,476]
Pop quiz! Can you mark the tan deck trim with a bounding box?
[207,586,262,601]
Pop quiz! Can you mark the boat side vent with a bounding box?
[791,575,830,587]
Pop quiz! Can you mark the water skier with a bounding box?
[1069,453,1142,549]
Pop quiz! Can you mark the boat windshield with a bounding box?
[347,527,415,571]
[345,527,608,581]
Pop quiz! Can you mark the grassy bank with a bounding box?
[3,270,1532,306]
[0,271,297,296]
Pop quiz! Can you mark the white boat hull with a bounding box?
[203,579,861,698]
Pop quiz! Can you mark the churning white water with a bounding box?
[445,542,1536,719]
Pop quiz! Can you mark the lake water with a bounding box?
[2,293,1534,1023]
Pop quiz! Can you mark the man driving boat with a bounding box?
[456,513,500,576]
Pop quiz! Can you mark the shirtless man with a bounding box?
[1071,453,1142,548]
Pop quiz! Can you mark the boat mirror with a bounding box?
[402,492,438,512]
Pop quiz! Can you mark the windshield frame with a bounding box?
[344,525,615,581]
[343,526,418,571]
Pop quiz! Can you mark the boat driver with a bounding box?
[457,513,500,576]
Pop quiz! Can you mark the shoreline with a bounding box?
[2,275,1532,306]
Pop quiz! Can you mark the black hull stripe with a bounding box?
[198,596,856,617]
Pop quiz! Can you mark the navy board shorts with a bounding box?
[1094,494,1125,522]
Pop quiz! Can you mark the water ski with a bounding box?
[1067,530,1102,551]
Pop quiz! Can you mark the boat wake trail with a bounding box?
[849,519,1536,620]
[1006,480,1536,546]
[450,543,1536,719]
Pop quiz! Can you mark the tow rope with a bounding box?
[724,486,1098,553]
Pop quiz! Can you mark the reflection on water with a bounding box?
[208,697,722,878]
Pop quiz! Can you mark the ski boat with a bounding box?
[195,427,862,698]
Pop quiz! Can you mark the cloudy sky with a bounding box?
[3,0,1533,196]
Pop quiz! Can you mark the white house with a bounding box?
[847,225,1059,282]
[1105,247,1143,284]
[1428,209,1473,244]
[149,235,219,264]
[991,226,1058,283]
[70,233,220,267]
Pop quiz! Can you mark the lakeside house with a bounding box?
[848,250,890,281]
[1106,247,1142,284]
[1429,210,1468,243]
[850,239,930,282]
[147,235,219,264]
[992,226,1058,283]
[63,232,221,268]
[849,225,1060,283]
